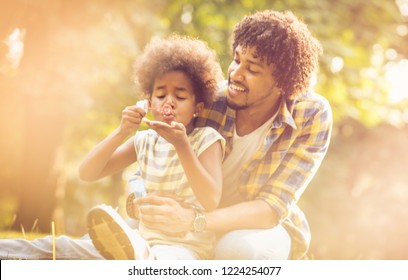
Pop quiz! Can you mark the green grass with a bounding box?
[0,230,47,240]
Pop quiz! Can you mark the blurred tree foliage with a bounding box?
[0,0,407,234]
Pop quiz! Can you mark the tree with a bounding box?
[0,0,139,232]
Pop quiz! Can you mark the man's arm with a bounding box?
[137,196,277,236]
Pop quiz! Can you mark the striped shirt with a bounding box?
[134,126,225,259]
[195,81,333,259]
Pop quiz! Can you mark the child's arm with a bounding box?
[145,120,223,210]
[188,140,223,210]
[78,105,145,181]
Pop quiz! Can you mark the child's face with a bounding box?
[150,71,203,128]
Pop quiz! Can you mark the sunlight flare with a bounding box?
[385,59,408,103]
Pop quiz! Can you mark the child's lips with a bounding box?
[162,105,173,117]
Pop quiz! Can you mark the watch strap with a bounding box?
[192,206,207,232]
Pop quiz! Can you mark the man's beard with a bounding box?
[226,95,250,110]
[227,77,250,110]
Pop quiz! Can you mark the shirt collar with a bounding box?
[271,97,297,130]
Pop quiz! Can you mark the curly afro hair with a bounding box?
[232,10,323,99]
[134,35,224,105]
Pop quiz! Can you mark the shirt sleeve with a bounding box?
[257,97,333,223]
[193,127,226,160]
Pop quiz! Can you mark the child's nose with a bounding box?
[164,95,176,108]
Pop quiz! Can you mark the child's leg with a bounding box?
[87,204,153,260]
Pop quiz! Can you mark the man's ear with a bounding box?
[195,102,204,116]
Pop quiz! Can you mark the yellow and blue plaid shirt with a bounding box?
[195,81,333,259]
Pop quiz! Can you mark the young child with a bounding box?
[78,35,225,260]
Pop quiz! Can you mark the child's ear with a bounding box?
[195,102,204,116]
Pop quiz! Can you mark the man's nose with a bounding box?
[229,64,244,82]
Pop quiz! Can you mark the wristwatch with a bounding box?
[193,208,207,232]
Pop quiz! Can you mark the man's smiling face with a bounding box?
[227,45,280,111]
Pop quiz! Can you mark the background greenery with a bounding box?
[1,0,407,259]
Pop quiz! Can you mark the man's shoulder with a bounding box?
[286,90,332,129]
[291,90,332,115]
[195,81,231,129]
[297,90,330,107]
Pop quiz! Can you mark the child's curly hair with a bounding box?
[232,10,323,99]
[134,35,224,105]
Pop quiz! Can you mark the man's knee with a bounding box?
[214,232,258,259]
[214,228,291,260]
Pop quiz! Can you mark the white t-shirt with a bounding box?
[221,115,276,207]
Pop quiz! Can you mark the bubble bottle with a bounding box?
[126,170,146,219]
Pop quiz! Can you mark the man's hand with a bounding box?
[136,193,195,236]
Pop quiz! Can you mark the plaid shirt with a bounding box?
[195,81,333,259]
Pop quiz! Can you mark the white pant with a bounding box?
[214,225,291,260]
[0,225,290,260]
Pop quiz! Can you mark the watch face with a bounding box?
[194,213,207,232]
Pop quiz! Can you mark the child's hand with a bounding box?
[144,119,188,147]
[118,105,146,137]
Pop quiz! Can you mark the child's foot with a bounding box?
[86,204,151,260]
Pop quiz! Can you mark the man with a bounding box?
[0,10,331,260]
[134,9,332,260]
